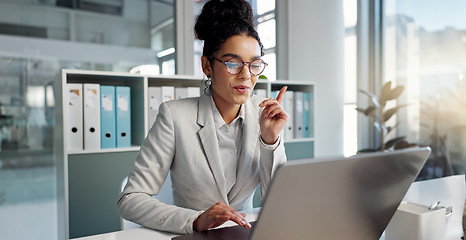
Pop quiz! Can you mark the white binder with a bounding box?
[66,83,83,151]
[83,83,101,150]
[293,91,304,139]
[175,87,188,99]
[148,86,162,127]
[161,86,175,102]
[283,90,294,140]
[254,89,267,98]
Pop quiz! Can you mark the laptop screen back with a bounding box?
[250,147,430,240]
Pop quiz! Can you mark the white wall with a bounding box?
[287,0,345,157]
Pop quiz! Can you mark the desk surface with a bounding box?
[73,209,260,240]
[73,176,465,240]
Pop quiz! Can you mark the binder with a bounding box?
[116,86,131,148]
[83,83,101,150]
[175,87,188,99]
[187,87,200,97]
[254,89,267,98]
[161,86,175,102]
[294,91,304,139]
[283,90,294,140]
[148,86,162,127]
[66,83,83,150]
[302,92,311,138]
[100,85,116,149]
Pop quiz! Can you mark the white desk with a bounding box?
[73,176,465,240]
[73,209,261,240]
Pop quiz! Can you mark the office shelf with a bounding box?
[55,69,315,239]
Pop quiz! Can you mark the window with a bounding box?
[344,0,358,156]
[381,0,466,178]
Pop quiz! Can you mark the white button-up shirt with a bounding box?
[211,97,245,194]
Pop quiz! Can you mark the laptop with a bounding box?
[173,147,431,240]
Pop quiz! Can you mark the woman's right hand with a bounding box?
[193,202,251,232]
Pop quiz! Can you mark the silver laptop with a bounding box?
[173,147,431,240]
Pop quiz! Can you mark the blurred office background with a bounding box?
[0,0,465,239]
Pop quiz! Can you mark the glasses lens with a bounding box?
[225,58,243,74]
[250,59,265,75]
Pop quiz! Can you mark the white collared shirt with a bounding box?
[210,96,245,194]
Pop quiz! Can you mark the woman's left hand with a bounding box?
[259,86,288,145]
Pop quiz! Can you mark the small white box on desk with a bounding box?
[385,201,446,240]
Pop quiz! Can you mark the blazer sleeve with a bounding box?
[258,135,287,198]
[117,102,201,234]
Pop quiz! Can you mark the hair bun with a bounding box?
[195,0,254,41]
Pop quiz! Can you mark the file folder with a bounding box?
[148,86,162,128]
[116,86,131,148]
[100,85,116,149]
[254,89,267,98]
[284,90,294,140]
[175,87,188,99]
[302,92,311,138]
[294,91,304,139]
[161,86,175,102]
[66,83,83,150]
[83,83,101,150]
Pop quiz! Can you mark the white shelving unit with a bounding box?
[55,69,315,239]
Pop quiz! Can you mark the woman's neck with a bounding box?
[212,96,241,125]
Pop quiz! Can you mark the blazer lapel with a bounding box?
[197,95,229,203]
[228,98,260,201]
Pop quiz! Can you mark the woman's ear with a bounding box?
[201,56,212,77]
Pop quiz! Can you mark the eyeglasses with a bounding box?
[208,56,268,76]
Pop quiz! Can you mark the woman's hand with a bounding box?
[259,86,288,145]
[193,202,251,232]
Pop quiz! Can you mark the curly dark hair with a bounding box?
[194,0,264,58]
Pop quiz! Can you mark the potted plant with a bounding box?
[356,81,415,152]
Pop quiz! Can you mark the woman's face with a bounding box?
[203,34,262,110]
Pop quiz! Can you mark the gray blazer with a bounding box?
[117,94,287,234]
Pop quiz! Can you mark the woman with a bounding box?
[118,0,288,234]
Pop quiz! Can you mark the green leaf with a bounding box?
[394,141,417,150]
[258,75,268,80]
[364,106,377,116]
[383,104,409,122]
[385,86,404,101]
[385,136,406,149]
[380,81,392,105]
[355,107,366,114]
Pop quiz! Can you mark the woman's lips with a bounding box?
[234,85,250,94]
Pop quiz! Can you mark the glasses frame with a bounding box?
[208,56,268,76]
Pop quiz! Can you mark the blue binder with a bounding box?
[100,85,116,148]
[116,86,131,148]
[302,92,311,138]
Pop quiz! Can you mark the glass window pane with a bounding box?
[257,19,276,49]
[257,0,275,15]
[261,53,276,80]
[383,0,466,177]
[344,104,358,156]
[344,0,357,155]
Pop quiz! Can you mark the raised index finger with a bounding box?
[275,86,288,105]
